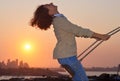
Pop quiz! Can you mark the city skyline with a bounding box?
[0,59,29,68]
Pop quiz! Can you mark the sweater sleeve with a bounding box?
[53,17,94,38]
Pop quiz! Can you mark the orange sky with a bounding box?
[0,0,120,68]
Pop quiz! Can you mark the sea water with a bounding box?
[86,71,117,76]
[59,71,117,76]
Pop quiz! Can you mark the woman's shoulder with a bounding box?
[53,16,69,25]
[53,16,67,21]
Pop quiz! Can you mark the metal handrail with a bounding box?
[78,27,120,61]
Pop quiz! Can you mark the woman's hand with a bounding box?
[91,33,111,41]
[100,34,111,41]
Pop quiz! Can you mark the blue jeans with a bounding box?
[58,56,88,81]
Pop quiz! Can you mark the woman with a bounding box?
[30,3,110,81]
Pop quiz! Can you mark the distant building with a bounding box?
[19,61,29,68]
[0,61,6,68]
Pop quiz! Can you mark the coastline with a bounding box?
[0,67,119,81]
[0,71,120,81]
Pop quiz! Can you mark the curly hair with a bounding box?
[30,5,53,30]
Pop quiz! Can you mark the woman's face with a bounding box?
[44,3,58,16]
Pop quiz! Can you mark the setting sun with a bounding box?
[24,44,31,51]
[25,44,31,50]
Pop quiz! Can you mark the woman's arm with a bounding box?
[53,16,110,40]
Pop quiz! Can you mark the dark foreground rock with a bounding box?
[0,73,120,81]
[0,77,72,81]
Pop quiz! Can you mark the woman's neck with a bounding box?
[54,11,59,15]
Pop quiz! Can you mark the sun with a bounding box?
[24,44,31,51]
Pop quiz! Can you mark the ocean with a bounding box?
[0,71,117,80]
[59,71,117,76]
[86,71,117,76]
